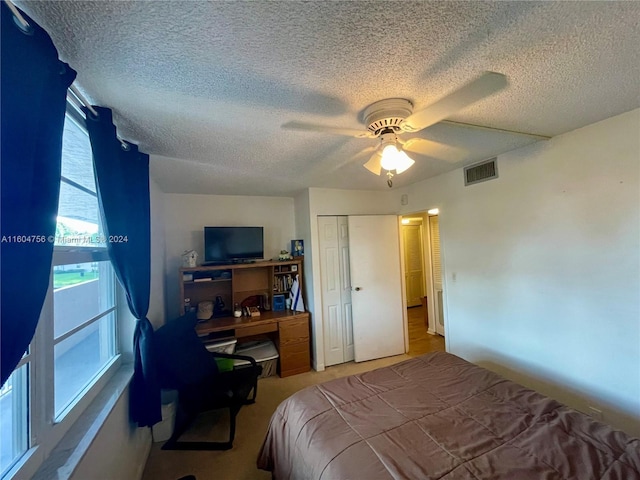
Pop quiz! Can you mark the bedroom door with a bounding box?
[348,215,405,362]
[318,216,354,366]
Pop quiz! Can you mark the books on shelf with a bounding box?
[273,273,294,292]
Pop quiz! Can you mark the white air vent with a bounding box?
[464,158,498,186]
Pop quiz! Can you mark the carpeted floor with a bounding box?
[142,307,444,480]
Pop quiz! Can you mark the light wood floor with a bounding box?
[407,304,445,356]
[142,307,444,480]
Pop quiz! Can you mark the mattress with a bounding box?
[257,352,640,479]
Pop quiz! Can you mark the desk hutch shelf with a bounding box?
[179,259,310,377]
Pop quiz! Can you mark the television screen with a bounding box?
[204,226,264,264]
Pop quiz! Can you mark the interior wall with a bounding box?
[398,108,640,436]
[307,187,398,370]
[148,179,166,329]
[293,189,312,311]
[162,193,295,320]
[69,387,150,480]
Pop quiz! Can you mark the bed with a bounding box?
[257,352,640,479]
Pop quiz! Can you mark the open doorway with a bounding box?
[401,212,445,355]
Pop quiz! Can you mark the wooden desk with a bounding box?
[196,310,311,378]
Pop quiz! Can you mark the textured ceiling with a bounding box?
[16,1,640,196]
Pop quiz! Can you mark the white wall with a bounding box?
[399,108,640,436]
[69,387,150,480]
[148,179,166,329]
[294,188,312,309]
[162,193,295,319]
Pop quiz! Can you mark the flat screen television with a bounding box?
[203,226,264,264]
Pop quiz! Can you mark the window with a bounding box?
[0,105,119,478]
[0,365,28,476]
[53,260,115,416]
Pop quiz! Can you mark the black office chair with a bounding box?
[153,312,262,450]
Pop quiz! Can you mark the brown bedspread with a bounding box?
[257,352,640,479]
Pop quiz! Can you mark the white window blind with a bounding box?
[429,215,442,286]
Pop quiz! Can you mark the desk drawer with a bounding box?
[236,322,278,338]
[279,317,309,346]
[279,341,310,377]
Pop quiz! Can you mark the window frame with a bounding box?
[2,102,123,480]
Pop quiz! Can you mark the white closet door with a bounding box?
[349,215,405,362]
[338,216,354,362]
[318,216,345,366]
[318,216,354,366]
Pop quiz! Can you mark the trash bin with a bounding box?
[152,390,177,443]
[234,340,279,378]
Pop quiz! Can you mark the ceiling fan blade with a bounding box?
[363,150,383,175]
[282,121,374,138]
[353,145,378,159]
[325,146,377,174]
[402,72,508,133]
[401,138,467,163]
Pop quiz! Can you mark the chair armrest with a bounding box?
[208,351,259,368]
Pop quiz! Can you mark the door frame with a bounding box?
[396,217,410,354]
[401,212,435,335]
[401,219,426,308]
[400,210,448,337]
[427,212,450,338]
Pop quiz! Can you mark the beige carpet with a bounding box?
[142,354,413,480]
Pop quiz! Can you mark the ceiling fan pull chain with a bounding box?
[387,171,394,188]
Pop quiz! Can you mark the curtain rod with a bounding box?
[69,85,99,118]
[67,87,129,150]
[5,0,130,151]
[4,0,28,30]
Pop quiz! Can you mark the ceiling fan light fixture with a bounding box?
[394,150,415,174]
[380,144,400,171]
[363,153,382,175]
[379,140,415,174]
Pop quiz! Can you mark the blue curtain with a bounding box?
[0,4,77,386]
[82,106,161,427]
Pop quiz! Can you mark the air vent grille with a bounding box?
[464,158,498,186]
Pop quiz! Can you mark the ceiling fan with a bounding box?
[283,71,508,187]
